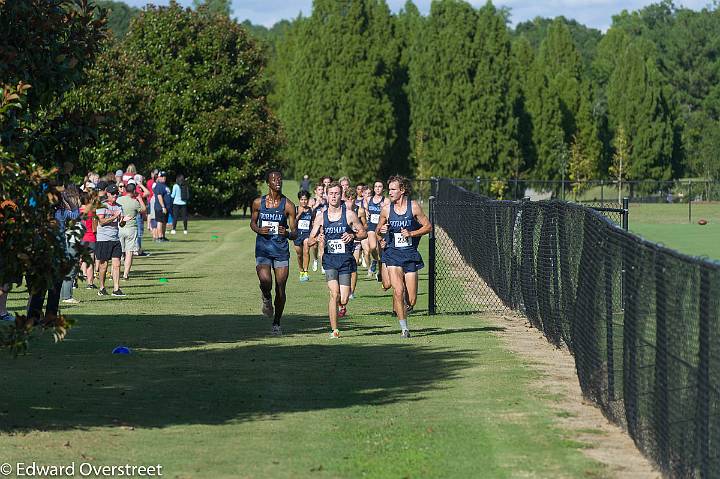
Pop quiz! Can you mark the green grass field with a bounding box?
[627,203,720,259]
[1,214,608,478]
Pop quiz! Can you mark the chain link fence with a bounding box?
[428,178,720,478]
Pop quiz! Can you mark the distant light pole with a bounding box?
[560,147,568,201]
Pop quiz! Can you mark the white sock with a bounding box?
[399,320,408,331]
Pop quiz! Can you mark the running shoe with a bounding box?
[0,312,14,322]
[86,284,98,290]
[401,329,411,339]
[349,293,355,300]
[138,252,151,257]
[338,305,347,318]
[170,229,176,235]
[406,304,414,314]
[61,298,80,304]
[261,297,274,318]
[370,260,377,273]
[329,329,340,339]
[312,259,318,272]
[97,288,109,296]
[361,255,367,268]
[321,266,326,274]
[271,324,282,336]
[300,272,310,282]
[183,230,188,235]
[112,289,127,297]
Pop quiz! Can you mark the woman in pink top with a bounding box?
[80,192,98,289]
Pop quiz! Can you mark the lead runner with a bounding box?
[307,182,366,338]
[376,175,431,338]
[250,170,297,335]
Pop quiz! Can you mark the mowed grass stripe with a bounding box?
[2,217,605,478]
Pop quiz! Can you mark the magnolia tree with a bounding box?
[0,0,106,354]
[68,1,284,215]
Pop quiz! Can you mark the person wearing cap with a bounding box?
[95,184,126,297]
[115,169,124,185]
[170,174,189,235]
[152,171,172,242]
[117,181,146,280]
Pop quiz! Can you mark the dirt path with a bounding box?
[436,228,660,478]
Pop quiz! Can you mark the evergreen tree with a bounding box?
[607,41,674,181]
[408,0,517,179]
[510,36,536,174]
[95,1,140,39]
[472,2,520,179]
[279,0,400,182]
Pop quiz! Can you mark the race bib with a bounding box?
[394,232,410,248]
[327,239,346,254]
[262,221,279,235]
[370,213,380,224]
[298,219,310,231]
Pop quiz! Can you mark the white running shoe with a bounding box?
[271,324,282,336]
[183,230,188,235]
[261,297,274,318]
[61,298,80,304]
[401,329,411,339]
[321,266,325,274]
[312,259,318,272]
[329,329,340,339]
[170,229,176,235]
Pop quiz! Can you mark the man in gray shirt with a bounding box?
[95,184,126,297]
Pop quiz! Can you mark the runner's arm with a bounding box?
[306,211,324,247]
[249,198,269,235]
[344,210,367,242]
[282,198,297,240]
[405,202,431,238]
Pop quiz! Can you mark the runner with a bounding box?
[376,176,431,338]
[365,180,386,281]
[307,182,366,338]
[343,188,367,299]
[309,183,326,273]
[294,190,313,282]
[250,170,297,335]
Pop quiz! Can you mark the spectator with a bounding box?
[171,174,189,235]
[117,181,146,279]
[59,185,83,304]
[95,184,126,297]
[79,190,98,289]
[147,169,158,236]
[122,163,136,184]
[114,169,124,185]
[300,174,311,192]
[133,174,151,256]
[152,171,172,242]
[0,283,13,322]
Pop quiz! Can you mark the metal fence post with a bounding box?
[600,180,605,207]
[428,195,437,315]
[622,197,629,231]
[688,181,693,224]
[431,177,438,199]
[698,266,711,478]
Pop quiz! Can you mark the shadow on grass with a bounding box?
[1,313,476,432]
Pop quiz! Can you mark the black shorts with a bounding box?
[81,241,96,252]
[155,209,168,223]
[95,241,122,261]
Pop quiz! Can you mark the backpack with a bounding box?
[180,183,190,202]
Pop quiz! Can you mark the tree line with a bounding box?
[70,0,720,189]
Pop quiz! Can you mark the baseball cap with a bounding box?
[115,169,124,177]
[127,178,136,185]
[105,184,119,195]
[158,171,167,178]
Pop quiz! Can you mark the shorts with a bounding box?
[95,241,122,261]
[256,256,289,269]
[293,235,309,247]
[384,258,424,273]
[322,254,357,275]
[155,209,168,223]
[325,270,352,286]
[81,241,96,252]
[119,227,139,253]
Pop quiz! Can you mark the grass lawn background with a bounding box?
[1,185,607,478]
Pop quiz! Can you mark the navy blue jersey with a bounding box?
[366,196,384,232]
[255,195,289,261]
[383,199,424,271]
[294,206,313,246]
[322,204,356,274]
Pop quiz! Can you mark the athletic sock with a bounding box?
[399,319,408,331]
